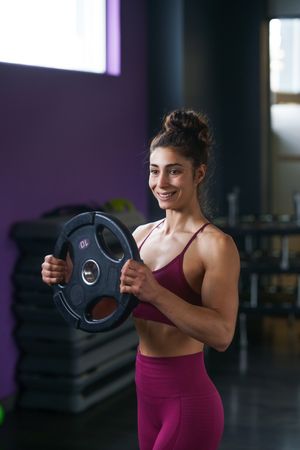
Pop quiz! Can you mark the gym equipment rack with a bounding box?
[11,208,145,413]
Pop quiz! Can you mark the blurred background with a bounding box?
[0,0,300,449]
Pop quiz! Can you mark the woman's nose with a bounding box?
[157,173,169,187]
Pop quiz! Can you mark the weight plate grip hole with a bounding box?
[81,259,100,285]
[88,296,118,320]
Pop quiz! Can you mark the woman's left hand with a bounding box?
[120,259,164,303]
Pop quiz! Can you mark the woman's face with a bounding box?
[149,146,206,211]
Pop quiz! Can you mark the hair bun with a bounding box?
[163,109,211,146]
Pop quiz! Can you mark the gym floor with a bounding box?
[1,331,300,450]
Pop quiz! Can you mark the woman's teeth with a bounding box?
[158,192,175,200]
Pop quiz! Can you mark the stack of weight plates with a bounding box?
[11,209,145,413]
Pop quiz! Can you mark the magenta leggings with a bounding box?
[135,351,224,450]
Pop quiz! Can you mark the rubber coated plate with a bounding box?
[52,212,141,332]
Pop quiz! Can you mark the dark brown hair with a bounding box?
[150,109,215,216]
[150,109,212,167]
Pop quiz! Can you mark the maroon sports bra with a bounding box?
[132,221,210,326]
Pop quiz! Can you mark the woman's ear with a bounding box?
[194,164,207,185]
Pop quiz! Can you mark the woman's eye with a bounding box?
[170,169,180,175]
[150,169,159,175]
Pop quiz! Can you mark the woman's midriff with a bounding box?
[133,317,204,357]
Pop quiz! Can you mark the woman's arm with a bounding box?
[120,232,240,352]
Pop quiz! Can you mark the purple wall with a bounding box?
[0,0,148,400]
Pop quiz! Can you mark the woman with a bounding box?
[42,109,240,450]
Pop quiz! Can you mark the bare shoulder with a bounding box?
[199,223,235,247]
[197,223,240,270]
[132,220,162,245]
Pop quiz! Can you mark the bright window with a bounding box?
[269,18,300,94]
[0,0,107,73]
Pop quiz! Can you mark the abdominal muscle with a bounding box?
[133,317,204,357]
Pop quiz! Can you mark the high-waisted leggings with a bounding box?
[135,351,224,450]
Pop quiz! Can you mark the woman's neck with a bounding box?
[162,206,207,235]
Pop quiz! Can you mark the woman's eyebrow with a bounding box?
[150,163,184,168]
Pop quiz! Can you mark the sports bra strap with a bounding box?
[138,219,165,251]
[139,220,210,253]
[181,222,210,254]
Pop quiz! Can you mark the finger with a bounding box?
[121,266,137,279]
[42,266,65,278]
[41,268,66,282]
[127,259,143,270]
[120,269,135,282]
[42,267,66,279]
[42,273,64,286]
[120,274,136,286]
[44,255,66,266]
[120,284,134,294]
[122,259,145,275]
[42,260,66,273]
[121,259,134,271]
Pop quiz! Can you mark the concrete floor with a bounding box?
[1,339,300,450]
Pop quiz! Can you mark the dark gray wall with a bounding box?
[148,0,267,219]
[0,0,148,400]
[146,0,184,220]
[268,0,300,16]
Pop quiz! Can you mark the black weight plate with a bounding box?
[52,212,141,332]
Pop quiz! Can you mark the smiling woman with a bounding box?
[149,150,206,211]
[124,109,240,450]
[149,110,213,213]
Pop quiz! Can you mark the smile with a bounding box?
[157,191,176,200]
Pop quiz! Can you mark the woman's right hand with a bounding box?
[41,254,69,286]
